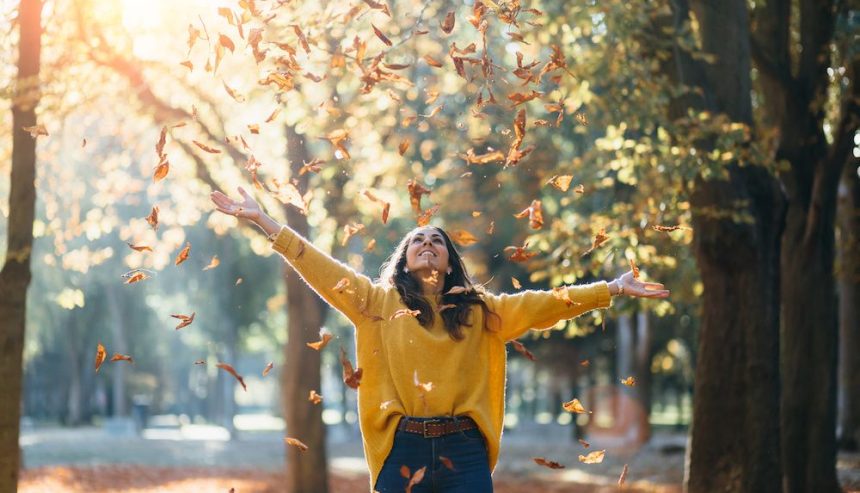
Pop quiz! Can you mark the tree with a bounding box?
[752,1,858,489]
[0,0,41,489]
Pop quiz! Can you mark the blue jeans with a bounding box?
[374,417,494,493]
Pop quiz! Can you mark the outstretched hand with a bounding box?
[210,187,263,223]
[616,270,670,299]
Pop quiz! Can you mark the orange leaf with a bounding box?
[171,312,196,330]
[509,340,536,361]
[423,55,443,68]
[145,206,159,231]
[547,175,573,192]
[578,450,606,464]
[513,199,543,229]
[652,224,689,232]
[416,205,440,226]
[174,242,191,265]
[284,437,308,451]
[307,329,334,351]
[581,229,610,257]
[340,347,363,389]
[460,148,505,165]
[110,353,134,363]
[533,457,565,469]
[371,23,392,46]
[292,25,310,53]
[563,398,591,414]
[94,343,107,372]
[629,258,640,279]
[407,179,432,214]
[22,124,48,137]
[511,277,521,289]
[620,376,636,386]
[504,241,537,262]
[216,362,247,391]
[308,390,323,404]
[406,466,427,493]
[126,243,153,252]
[579,438,590,448]
[123,270,150,284]
[439,456,455,471]
[332,277,351,293]
[263,362,274,376]
[440,11,455,34]
[153,161,170,182]
[265,107,281,123]
[193,140,221,154]
[618,464,629,487]
[399,139,411,156]
[449,229,478,246]
[203,255,220,271]
[219,33,235,52]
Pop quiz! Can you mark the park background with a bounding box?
[1,0,859,491]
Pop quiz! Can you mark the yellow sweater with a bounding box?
[271,225,612,489]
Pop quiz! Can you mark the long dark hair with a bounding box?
[379,226,499,340]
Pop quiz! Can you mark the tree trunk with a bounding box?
[837,161,860,451]
[281,124,329,493]
[682,1,784,491]
[105,287,128,417]
[634,311,653,442]
[0,3,41,488]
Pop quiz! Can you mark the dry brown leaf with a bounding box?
[581,229,610,257]
[110,353,134,363]
[22,124,48,137]
[449,229,478,246]
[579,438,590,448]
[533,457,565,469]
[509,340,536,361]
[263,361,274,376]
[513,199,543,229]
[94,343,107,372]
[620,376,636,386]
[547,175,573,192]
[126,243,153,252]
[174,242,191,265]
[340,347,363,389]
[578,450,606,464]
[192,140,222,153]
[619,463,629,487]
[563,398,591,414]
[216,362,247,391]
[440,11,455,34]
[203,256,220,271]
[371,23,392,46]
[308,390,323,404]
[307,329,334,351]
[123,270,150,284]
[171,312,196,330]
[145,206,159,231]
[511,277,521,289]
[284,437,308,451]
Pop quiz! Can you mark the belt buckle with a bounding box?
[422,419,442,438]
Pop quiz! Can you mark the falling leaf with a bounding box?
[308,390,323,404]
[299,158,323,175]
[513,199,543,229]
[22,124,48,137]
[145,206,159,231]
[126,243,153,252]
[533,457,565,469]
[192,140,222,153]
[416,205,440,226]
[371,23,392,46]
[219,33,235,52]
[263,362,274,376]
[581,229,610,257]
[511,277,521,289]
[618,464,629,487]
[123,270,150,284]
[400,465,411,479]
[423,54,443,68]
[504,241,537,262]
[340,347,363,389]
[579,450,606,464]
[563,398,591,414]
[323,128,351,160]
[307,329,334,351]
[95,343,107,372]
[365,238,377,252]
[507,90,542,107]
[171,312,196,330]
[399,139,411,155]
[575,112,588,125]
[422,105,444,118]
[235,277,243,285]
[440,11,455,34]
[580,359,590,367]
[174,242,191,265]
[413,370,434,393]
[391,308,421,320]
[620,376,636,386]
[407,179,432,214]
[487,221,495,235]
[406,466,427,493]
[547,175,573,192]
[193,359,206,365]
[439,456,455,471]
[579,438,590,448]
[552,286,580,307]
[652,224,689,232]
[153,161,170,182]
[81,138,87,147]
[284,437,308,451]
[341,223,365,246]
[332,277,351,293]
[509,340,536,361]
[362,190,391,224]
[574,184,585,194]
[216,362,247,391]
[203,255,220,271]
[449,230,478,246]
[292,25,311,54]
[265,107,281,123]
[110,353,134,363]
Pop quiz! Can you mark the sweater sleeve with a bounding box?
[483,282,612,342]
[271,225,382,325]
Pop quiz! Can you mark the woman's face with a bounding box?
[404,227,451,277]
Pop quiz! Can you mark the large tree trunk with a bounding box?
[0,0,41,489]
[837,159,860,451]
[681,0,784,491]
[282,124,329,493]
[634,311,653,442]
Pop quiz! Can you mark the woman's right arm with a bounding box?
[211,187,381,324]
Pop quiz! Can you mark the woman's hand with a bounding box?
[610,270,670,299]
[210,187,264,223]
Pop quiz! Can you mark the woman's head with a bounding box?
[380,226,497,340]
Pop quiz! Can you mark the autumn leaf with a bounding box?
[332,277,351,293]
[407,179,432,214]
[574,184,585,194]
[22,124,48,137]
[371,23,392,46]
[618,464,629,487]
[511,277,521,289]
[461,148,505,165]
[513,199,543,229]
[145,206,159,231]
[284,437,308,451]
[579,450,606,464]
[509,340,536,361]
[398,139,411,155]
[340,347,363,389]
[563,398,591,414]
[323,129,351,159]
[439,456,455,471]
[620,376,636,386]
[413,370,434,393]
[307,329,333,351]
[174,242,191,265]
[423,54,443,68]
[171,312,196,330]
[440,11,455,34]
[533,457,565,469]
[575,112,588,125]
[153,161,170,182]
[299,158,323,175]
[192,140,222,154]
[123,270,150,284]
[416,205,440,226]
[203,255,220,271]
[406,466,427,493]
[581,229,610,257]
[126,242,153,252]
[110,353,134,363]
[341,223,365,246]
[391,308,421,320]
[652,224,689,232]
[263,362,274,376]
[449,229,478,246]
[219,33,235,52]
[438,303,456,312]
[580,359,590,367]
[292,25,310,54]
[547,175,573,192]
[216,362,247,391]
[362,190,391,224]
[507,90,542,107]
[95,343,107,372]
[552,286,580,307]
[308,390,323,404]
[265,107,281,123]
[578,438,590,448]
[504,241,537,262]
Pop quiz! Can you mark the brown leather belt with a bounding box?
[397,416,478,438]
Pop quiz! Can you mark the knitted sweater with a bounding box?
[271,225,612,490]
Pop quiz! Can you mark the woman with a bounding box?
[211,187,669,493]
